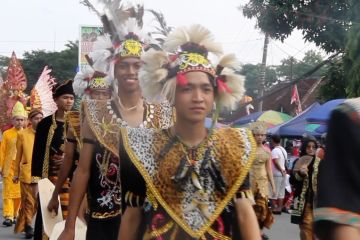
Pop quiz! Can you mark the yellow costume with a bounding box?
[13,127,37,233]
[250,146,274,228]
[0,127,21,219]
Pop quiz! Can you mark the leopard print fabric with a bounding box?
[122,127,256,236]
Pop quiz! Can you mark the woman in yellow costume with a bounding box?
[249,121,275,240]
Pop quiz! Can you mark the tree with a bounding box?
[0,55,10,80]
[21,41,79,93]
[240,64,278,97]
[242,0,358,53]
[317,58,347,101]
[344,24,360,97]
[276,50,327,80]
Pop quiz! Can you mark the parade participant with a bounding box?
[31,80,75,240]
[0,101,27,226]
[58,13,173,240]
[314,98,360,240]
[250,121,275,240]
[290,138,320,240]
[13,109,43,238]
[269,135,287,214]
[47,70,111,222]
[118,24,260,240]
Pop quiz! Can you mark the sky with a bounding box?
[0,0,324,66]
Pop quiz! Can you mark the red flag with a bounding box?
[291,84,302,115]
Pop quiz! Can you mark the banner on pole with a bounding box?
[79,26,104,72]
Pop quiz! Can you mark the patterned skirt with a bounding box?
[253,189,274,229]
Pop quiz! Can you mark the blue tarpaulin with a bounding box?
[268,99,345,137]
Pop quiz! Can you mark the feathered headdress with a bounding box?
[73,65,110,99]
[81,0,155,89]
[139,24,246,112]
[30,66,57,117]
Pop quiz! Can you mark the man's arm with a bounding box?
[266,153,276,193]
[272,149,286,175]
[48,129,76,214]
[0,132,7,174]
[235,198,261,240]
[118,207,143,240]
[13,132,23,182]
[58,118,94,240]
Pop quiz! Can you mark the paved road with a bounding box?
[264,212,300,240]
[0,178,299,240]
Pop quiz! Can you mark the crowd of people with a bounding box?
[0,2,359,240]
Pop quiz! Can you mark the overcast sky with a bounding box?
[0,0,324,65]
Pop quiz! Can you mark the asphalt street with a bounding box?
[0,178,299,240]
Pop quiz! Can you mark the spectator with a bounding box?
[269,135,287,215]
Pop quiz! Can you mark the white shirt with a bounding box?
[271,146,287,177]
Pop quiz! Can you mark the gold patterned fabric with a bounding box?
[82,99,173,158]
[250,146,274,228]
[250,146,271,198]
[121,127,256,238]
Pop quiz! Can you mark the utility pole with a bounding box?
[258,33,269,112]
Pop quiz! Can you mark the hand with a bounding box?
[271,185,276,194]
[12,176,19,183]
[51,153,64,174]
[299,166,308,176]
[57,228,75,240]
[31,183,38,198]
[281,169,286,176]
[47,195,59,215]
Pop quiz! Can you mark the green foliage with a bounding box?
[0,55,10,79]
[317,58,347,101]
[344,24,360,97]
[240,64,278,97]
[242,0,356,52]
[21,41,79,93]
[277,51,327,80]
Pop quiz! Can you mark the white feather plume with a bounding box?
[73,66,94,97]
[217,54,241,70]
[139,49,170,103]
[30,66,58,117]
[163,26,189,52]
[217,69,246,111]
[164,24,223,56]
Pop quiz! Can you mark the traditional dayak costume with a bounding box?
[31,80,75,240]
[120,24,256,239]
[75,3,174,239]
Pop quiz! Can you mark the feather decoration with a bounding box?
[80,0,101,17]
[147,9,173,45]
[30,66,57,117]
[139,49,170,103]
[73,65,94,97]
[164,24,223,56]
[216,69,245,111]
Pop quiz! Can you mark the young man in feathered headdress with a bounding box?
[13,109,43,238]
[0,101,27,227]
[58,3,174,240]
[31,80,75,240]
[118,24,261,239]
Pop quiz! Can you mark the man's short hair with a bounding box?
[271,135,281,144]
